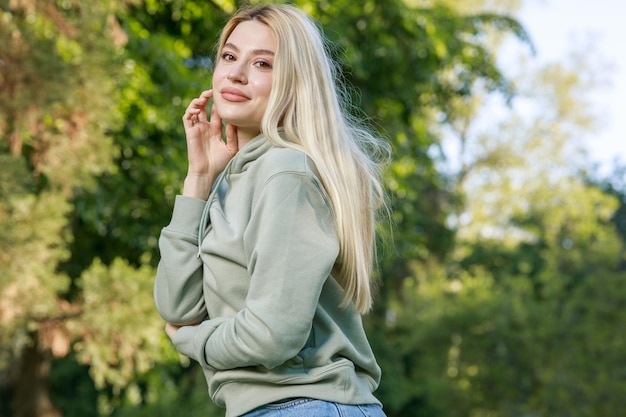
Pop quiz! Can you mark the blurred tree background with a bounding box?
[1,0,624,416]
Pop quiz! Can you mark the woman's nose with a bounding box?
[227,63,248,84]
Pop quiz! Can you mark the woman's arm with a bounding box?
[154,90,239,323]
[169,171,340,370]
[154,195,208,325]
[181,89,239,200]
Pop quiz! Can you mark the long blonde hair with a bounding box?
[216,4,388,314]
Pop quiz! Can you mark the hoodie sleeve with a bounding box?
[154,195,209,325]
[170,170,340,370]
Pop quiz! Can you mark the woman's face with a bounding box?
[212,20,276,139]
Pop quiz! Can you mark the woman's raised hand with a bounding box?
[182,89,238,200]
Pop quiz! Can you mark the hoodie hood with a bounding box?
[229,133,274,174]
[229,128,289,174]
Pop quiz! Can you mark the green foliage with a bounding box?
[0,0,122,194]
[50,354,99,417]
[587,161,626,255]
[533,269,626,416]
[319,1,531,278]
[112,365,225,417]
[0,153,72,365]
[0,1,173,415]
[63,0,229,274]
[369,262,531,416]
[2,0,625,416]
[71,258,163,392]
[372,240,626,416]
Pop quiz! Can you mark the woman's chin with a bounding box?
[215,111,240,127]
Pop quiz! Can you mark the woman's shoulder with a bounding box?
[255,146,318,178]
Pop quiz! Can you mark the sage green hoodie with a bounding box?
[154,133,382,417]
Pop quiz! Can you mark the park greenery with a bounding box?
[1,0,625,416]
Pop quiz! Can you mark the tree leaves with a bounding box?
[2,1,625,416]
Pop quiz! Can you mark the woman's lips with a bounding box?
[220,87,249,102]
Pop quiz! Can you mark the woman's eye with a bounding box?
[221,53,235,61]
[255,60,272,69]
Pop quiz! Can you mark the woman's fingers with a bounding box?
[208,99,223,134]
[183,90,213,128]
[194,90,213,124]
[225,123,239,155]
[183,108,196,128]
[165,323,180,339]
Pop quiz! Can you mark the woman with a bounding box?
[154,4,388,417]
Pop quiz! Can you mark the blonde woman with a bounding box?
[154,4,388,416]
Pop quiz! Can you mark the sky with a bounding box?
[514,0,626,171]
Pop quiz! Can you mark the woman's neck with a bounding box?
[236,127,262,149]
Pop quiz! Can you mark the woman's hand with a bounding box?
[182,89,239,200]
[165,323,181,340]
[165,322,200,340]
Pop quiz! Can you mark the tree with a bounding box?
[1,0,532,416]
[62,0,232,274]
[414,20,626,416]
[587,160,626,267]
[0,1,166,415]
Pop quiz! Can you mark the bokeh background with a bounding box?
[1,0,625,416]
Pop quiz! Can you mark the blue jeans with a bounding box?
[240,398,387,417]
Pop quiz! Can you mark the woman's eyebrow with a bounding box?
[224,42,275,56]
